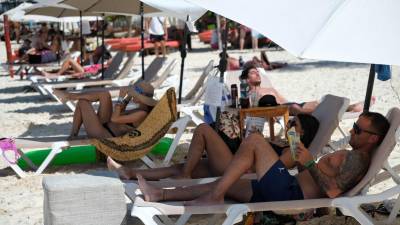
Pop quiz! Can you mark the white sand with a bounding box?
[1,36,400,225]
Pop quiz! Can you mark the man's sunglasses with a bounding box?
[353,123,382,136]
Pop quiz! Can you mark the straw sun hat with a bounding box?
[130,81,158,106]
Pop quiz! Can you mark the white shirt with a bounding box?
[149,17,165,35]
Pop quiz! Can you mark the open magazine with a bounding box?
[244,116,266,138]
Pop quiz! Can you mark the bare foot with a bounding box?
[137,174,163,202]
[184,192,224,206]
[53,89,71,103]
[107,156,132,180]
[347,96,376,112]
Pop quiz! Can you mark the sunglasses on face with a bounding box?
[352,123,381,136]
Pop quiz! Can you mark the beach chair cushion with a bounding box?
[42,174,126,225]
[91,88,178,161]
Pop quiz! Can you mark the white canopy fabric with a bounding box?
[60,0,160,16]
[186,0,400,66]
[0,2,100,22]
[140,0,206,22]
[25,6,100,18]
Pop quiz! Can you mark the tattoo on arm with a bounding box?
[308,164,336,196]
[335,152,369,193]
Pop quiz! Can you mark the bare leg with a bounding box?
[186,133,279,205]
[252,37,258,50]
[347,96,376,112]
[74,100,113,138]
[181,123,233,178]
[154,42,160,57]
[138,174,253,203]
[107,156,213,180]
[108,156,183,180]
[160,40,166,57]
[69,101,83,138]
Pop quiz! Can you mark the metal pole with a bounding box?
[101,14,105,80]
[215,18,229,131]
[363,64,375,112]
[140,2,145,80]
[96,16,99,47]
[79,11,83,66]
[178,15,189,105]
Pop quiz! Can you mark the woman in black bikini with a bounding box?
[107,113,319,180]
[55,82,157,139]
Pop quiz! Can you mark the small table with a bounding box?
[239,105,289,141]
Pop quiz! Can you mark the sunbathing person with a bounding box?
[54,82,157,139]
[23,31,62,64]
[39,46,111,79]
[222,51,287,71]
[107,113,319,180]
[138,111,389,205]
[241,65,376,115]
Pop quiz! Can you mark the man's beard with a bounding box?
[252,81,261,87]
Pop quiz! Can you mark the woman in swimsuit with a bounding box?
[107,113,319,180]
[55,82,157,139]
[39,46,111,79]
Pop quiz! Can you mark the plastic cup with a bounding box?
[287,127,299,160]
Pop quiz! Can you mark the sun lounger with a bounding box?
[30,51,128,96]
[0,88,190,178]
[56,57,176,112]
[126,107,400,225]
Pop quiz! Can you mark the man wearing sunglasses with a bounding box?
[137,111,389,206]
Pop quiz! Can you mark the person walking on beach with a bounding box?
[147,17,168,58]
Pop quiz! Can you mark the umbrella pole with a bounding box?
[96,16,99,47]
[79,11,83,66]
[140,2,145,80]
[215,18,229,131]
[101,14,105,80]
[178,15,189,105]
[363,64,375,112]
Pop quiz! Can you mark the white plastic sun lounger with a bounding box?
[126,107,400,225]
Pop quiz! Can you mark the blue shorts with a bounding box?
[250,160,304,202]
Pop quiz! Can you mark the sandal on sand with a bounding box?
[0,138,20,164]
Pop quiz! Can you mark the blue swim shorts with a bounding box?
[250,160,304,202]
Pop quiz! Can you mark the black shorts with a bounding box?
[250,160,304,202]
[150,34,165,42]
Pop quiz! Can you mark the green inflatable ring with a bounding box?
[150,137,173,156]
[17,137,174,169]
[17,145,97,170]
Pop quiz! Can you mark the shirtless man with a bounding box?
[241,65,375,115]
[138,111,389,204]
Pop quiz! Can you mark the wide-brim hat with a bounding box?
[131,81,158,107]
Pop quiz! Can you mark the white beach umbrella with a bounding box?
[186,0,400,110]
[61,0,160,80]
[140,0,207,104]
[140,0,206,22]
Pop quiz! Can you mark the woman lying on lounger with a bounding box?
[55,81,157,139]
[107,113,319,180]
[222,51,287,71]
[39,46,112,79]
